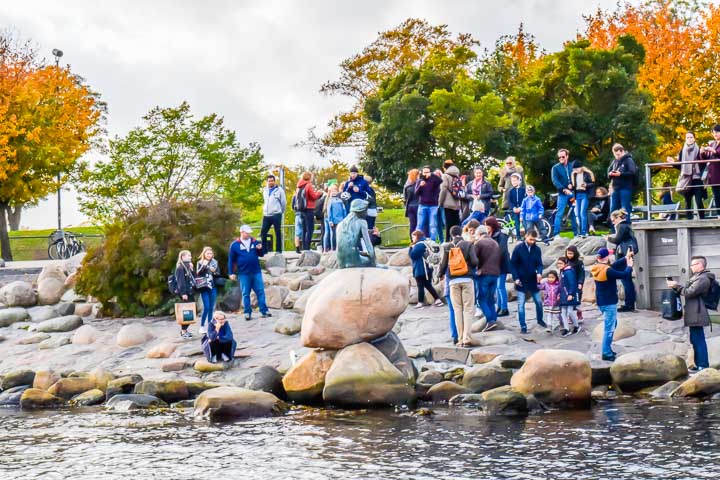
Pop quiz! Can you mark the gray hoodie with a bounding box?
[262,186,286,216]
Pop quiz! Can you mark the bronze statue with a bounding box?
[336,199,377,268]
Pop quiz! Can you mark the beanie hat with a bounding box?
[597,248,610,259]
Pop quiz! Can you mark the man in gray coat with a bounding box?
[667,256,714,372]
[260,174,286,253]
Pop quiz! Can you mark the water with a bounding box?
[1,399,720,479]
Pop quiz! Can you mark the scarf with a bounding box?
[471,179,484,196]
[681,142,700,176]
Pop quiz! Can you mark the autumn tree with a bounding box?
[510,35,657,191]
[77,102,264,224]
[584,0,720,157]
[0,31,105,260]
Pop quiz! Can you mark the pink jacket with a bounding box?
[537,280,560,308]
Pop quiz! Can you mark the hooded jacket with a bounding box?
[607,153,637,191]
[672,270,715,328]
[438,166,462,210]
[297,179,324,210]
[343,174,371,203]
[590,258,633,307]
[262,185,286,216]
[559,266,579,306]
[520,195,544,222]
[537,280,560,308]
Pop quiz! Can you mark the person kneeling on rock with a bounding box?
[202,311,237,363]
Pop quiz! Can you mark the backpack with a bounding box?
[448,242,469,276]
[661,289,682,320]
[627,156,641,188]
[293,185,307,211]
[450,176,466,200]
[703,277,720,311]
[422,239,442,266]
[167,274,178,295]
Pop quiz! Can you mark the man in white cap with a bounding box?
[228,225,271,321]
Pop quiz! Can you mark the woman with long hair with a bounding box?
[196,246,219,335]
[404,169,420,239]
[175,250,195,338]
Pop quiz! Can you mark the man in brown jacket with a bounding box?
[439,225,478,347]
[438,165,462,240]
[473,226,502,331]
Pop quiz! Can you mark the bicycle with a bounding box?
[48,230,85,260]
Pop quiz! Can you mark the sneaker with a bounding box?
[414,303,425,309]
[601,354,616,362]
[561,329,571,337]
[537,320,547,329]
[244,313,252,321]
[452,337,459,345]
[687,367,700,375]
[432,299,444,307]
[295,247,301,254]
[199,326,207,335]
[221,353,231,362]
[482,322,497,332]
[618,306,636,313]
[180,330,193,338]
[520,327,528,334]
[574,325,582,334]
[261,312,273,318]
[474,307,483,317]
[497,309,509,317]
[571,326,581,335]
[545,325,551,333]
[210,355,217,363]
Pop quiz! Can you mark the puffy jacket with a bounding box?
[607,153,637,191]
[590,258,632,306]
[473,237,501,277]
[510,241,544,292]
[537,280,560,307]
[438,166,462,210]
[228,237,265,275]
[297,179,324,210]
[673,270,715,328]
[520,195,544,222]
[559,266,579,306]
[343,175,371,203]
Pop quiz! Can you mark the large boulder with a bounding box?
[568,236,607,258]
[116,324,153,347]
[274,314,302,336]
[39,335,72,350]
[591,319,636,342]
[510,349,592,407]
[262,252,287,269]
[17,333,50,345]
[375,249,389,265]
[193,386,288,420]
[0,386,29,407]
[89,367,115,392]
[425,381,471,402]
[297,250,321,267]
[105,374,143,400]
[468,331,518,347]
[292,285,317,314]
[265,286,290,309]
[20,388,63,409]
[0,307,30,327]
[282,350,336,403]
[106,394,167,411]
[462,362,513,393]
[0,281,36,307]
[278,272,312,291]
[301,268,409,349]
[475,385,529,417]
[387,249,411,267]
[671,368,720,397]
[27,306,60,323]
[33,370,61,391]
[38,262,67,284]
[72,325,101,345]
[320,251,339,269]
[235,366,285,398]
[370,332,415,382]
[35,315,83,333]
[47,377,96,400]
[62,253,86,276]
[37,279,66,305]
[539,237,570,267]
[2,369,36,390]
[194,359,226,373]
[134,380,190,404]
[610,351,687,392]
[322,342,415,407]
[70,389,105,406]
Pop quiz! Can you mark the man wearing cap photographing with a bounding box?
[590,247,633,361]
[228,225,271,321]
[343,166,371,204]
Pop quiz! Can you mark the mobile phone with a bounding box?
[666,276,673,281]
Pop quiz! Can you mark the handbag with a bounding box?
[174,302,197,325]
[661,290,682,320]
[194,275,211,290]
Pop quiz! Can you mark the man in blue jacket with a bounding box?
[590,248,634,361]
[551,149,578,237]
[228,225,271,321]
[607,143,637,233]
[343,166,372,203]
[510,231,547,333]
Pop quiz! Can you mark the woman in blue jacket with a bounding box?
[409,230,443,308]
[557,256,580,337]
[323,184,347,251]
[202,311,237,363]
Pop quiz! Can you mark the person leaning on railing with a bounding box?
[700,124,720,215]
[666,131,706,220]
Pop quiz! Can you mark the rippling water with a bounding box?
[1,399,719,479]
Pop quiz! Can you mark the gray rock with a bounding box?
[267,267,286,277]
[262,252,288,269]
[17,333,51,345]
[264,286,290,309]
[61,289,86,303]
[425,381,471,402]
[370,331,416,383]
[320,251,339,269]
[171,399,196,409]
[539,237,570,267]
[477,386,529,417]
[27,306,60,323]
[610,351,687,392]
[461,362,513,393]
[0,307,30,327]
[134,380,190,404]
[35,315,83,333]
[55,303,76,317]
[38,335,72,350]
[105,374,144,400]
[448,393,484,405]
[0,281,36,307]
[1,369,36,390]
[649,381,682,399]
[0,386,30,407]
[568,236,608,257]
[297,250,321,267]
[70,389,105,406]
[235,366,285,398]
[105,394,167,411]
[273,314,302,336]
[417,370,444,386]
[499,354,526,369]
[219,284,242,312]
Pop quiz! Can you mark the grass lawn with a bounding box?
[8,226,103,261]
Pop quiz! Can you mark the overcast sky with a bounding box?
[3,0,627,228]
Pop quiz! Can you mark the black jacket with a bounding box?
[175,262,195,298]
[589,195,610,221]
[492,231,511,274]
[607,153,637,191]
[608,221,637,257]
[510,241,544,292]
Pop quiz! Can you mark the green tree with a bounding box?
[510,35,657,191]
[77,101,263,223]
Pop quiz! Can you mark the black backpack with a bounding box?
[661,289,682,320]
[703,277,720,311]
[167,274,178,295]
[293,186,307,211]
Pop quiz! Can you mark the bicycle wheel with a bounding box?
[541,218,553,238]
[57,242,69,260]
[48,242,60,260]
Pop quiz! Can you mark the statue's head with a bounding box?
[350,199,369,218]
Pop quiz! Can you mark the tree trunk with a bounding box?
[7,204,22,231]
[0,203,13,261]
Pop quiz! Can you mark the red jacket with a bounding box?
[297,179,323,210]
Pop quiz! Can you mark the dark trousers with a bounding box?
[682,179,705,219]
[210,340,233,359]
[712,186,720,215]
[367,215,377,230]
[415,275,440,304]
[621,275,636,309]
[407,205,418,239]
[301,210,315,250]
[260,214,283,253]
[444,208,460,240]
[689,326,709,369]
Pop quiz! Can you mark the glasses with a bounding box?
[558,155,566,159]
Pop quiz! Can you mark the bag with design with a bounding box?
[448,243,469,276]
[450,177,466,199]
[174,302,197,325]
[194,274,212,290]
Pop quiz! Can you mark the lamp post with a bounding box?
[52,49,63,231]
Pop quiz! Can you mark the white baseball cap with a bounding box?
[240,225,253,233]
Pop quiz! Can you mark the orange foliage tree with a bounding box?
[584,0,720,157]
[0,32,105,260]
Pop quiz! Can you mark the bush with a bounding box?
[76,199,241,317]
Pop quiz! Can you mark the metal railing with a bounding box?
[643,158,720,221]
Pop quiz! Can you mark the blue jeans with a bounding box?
[417,205,439,241]
[437,207,446,243]
[553,192,577,236]
[575,192,589,236]
[323,219,338,251]
[598,304,617,357]
[200,288,217,327]
[690,326,709,369]
[239,272,268,315]
[476,275,498,324]
[496,274,508,310]
[517,289,543,330]
[609,188,633,231]
[294,213,304,239]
